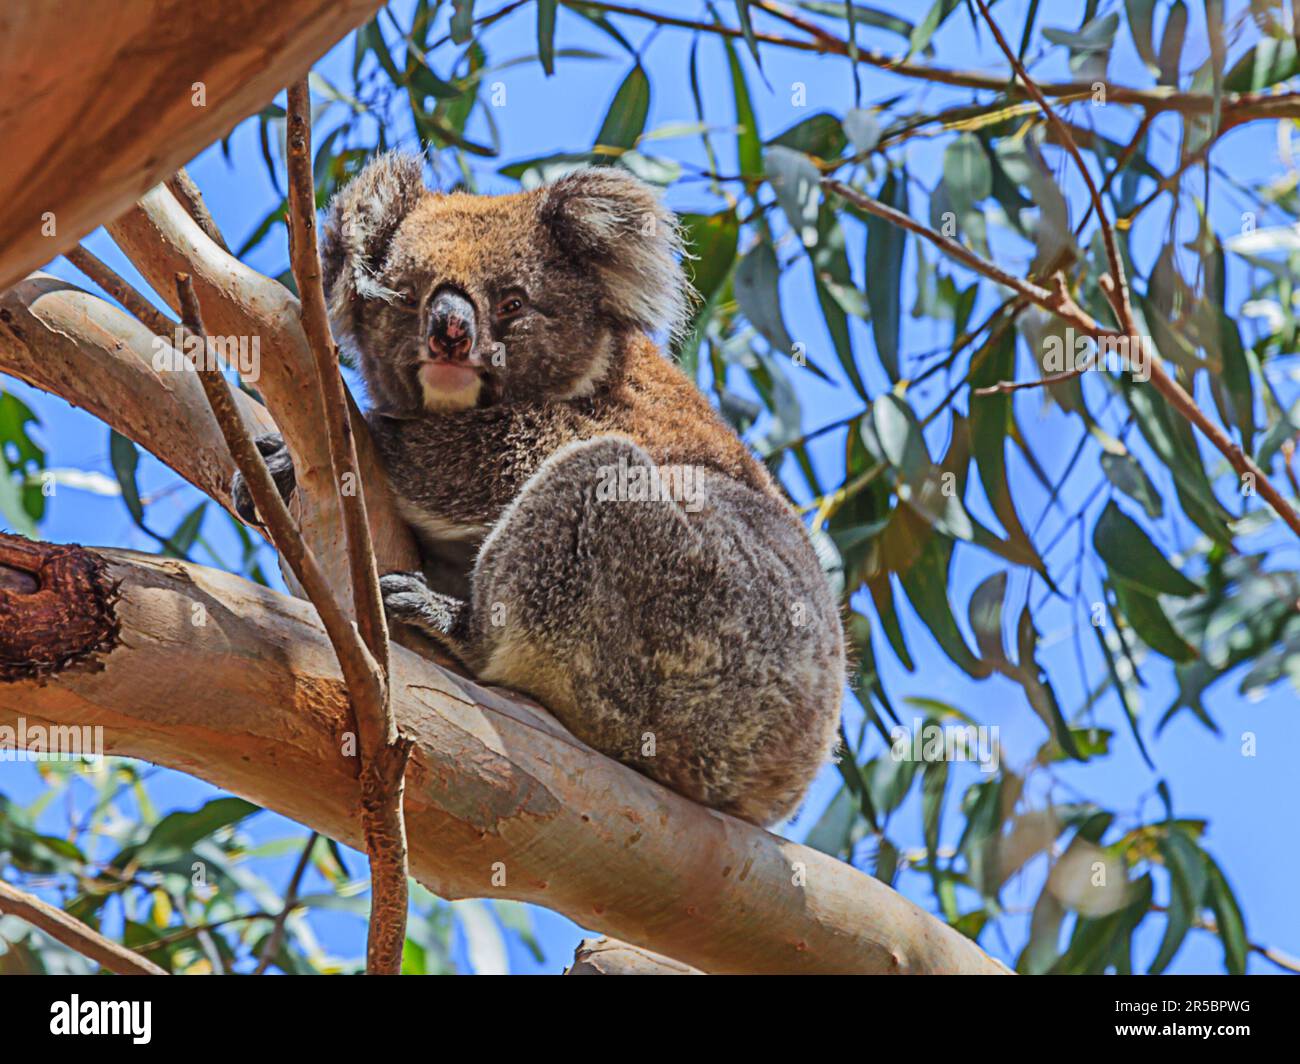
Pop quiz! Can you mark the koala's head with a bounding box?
[321,152,687,415]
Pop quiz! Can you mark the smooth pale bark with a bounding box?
[0,540,1008,975]
[566,938,703,975]
[0,0,381,292]
[0,274,274,514]
[106,185,422,602]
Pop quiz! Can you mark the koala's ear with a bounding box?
[320,151,427,343]
[539,167,689,338]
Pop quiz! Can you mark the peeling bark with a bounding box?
[0,538,118,683]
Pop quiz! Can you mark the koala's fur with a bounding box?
[311,152,844,826]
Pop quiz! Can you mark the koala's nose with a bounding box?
[428,288,477,363]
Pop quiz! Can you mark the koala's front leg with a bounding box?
[230,432,297,525]
[379,571,473,662]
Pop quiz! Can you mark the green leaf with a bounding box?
[795,2,917,45]
[1149,829,1206,974]
[451,0,475,45]
[1224,35,1299,92]
[732,0,764,71]
[1015,606,1083,760]
[1094,501,1202,597]
[130,798,260,865]
[896,529,989,679]
[734,241,794,355]
[680,211,739,306]
[768,112,847,159]
[968,571,1009,667]
[723,34,762,176]
[908,0,960,58]
[1042,12,1119,77]
[537,0,557,76]
[942,134,991,211]
[1113,581,1198,662]
[1100,452,1163,520]
[811,207,869,399]
[1157,0,1187,87]
[864,169,907,381]
[1204,854,1248,974]
[594,65,650,156]
[765,147,821,248]
[166,503,207,558]
[804,785,857,856]
[1125,0,1159,73]
[969,331,1046,569]
[109,430,145,525]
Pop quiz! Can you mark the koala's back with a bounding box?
[470,438,845,826]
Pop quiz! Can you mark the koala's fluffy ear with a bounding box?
[320,151,427,344]
[539,167,689,339]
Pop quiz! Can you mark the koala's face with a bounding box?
[322,155,685,415]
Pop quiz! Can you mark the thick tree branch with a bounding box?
[0,877,166,976]
[0,274,275,515]
[105,182,422,585]
[0,536,1008,975]
[0,0,382,292]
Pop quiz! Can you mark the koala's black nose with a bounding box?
[428,288,476,362]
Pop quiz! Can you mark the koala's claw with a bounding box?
[230,433,297,525]
[380,571,469,649]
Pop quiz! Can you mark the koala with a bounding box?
[235,152,844,827]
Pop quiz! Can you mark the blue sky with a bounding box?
[3,1,1296,973]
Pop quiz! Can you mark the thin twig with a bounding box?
[285,79,391,684]
[165,169,230,253]
[65,245,175,337]
[176,272,412,976]
[284,80,411,977]
[0,878,167,975]
[252,831,317,975]
[972,0,1136,337]
[173,273,395,745]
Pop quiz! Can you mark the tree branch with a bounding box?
[0,878,167,976]
[821,178,1300,539]
[0,535,1009,975]
[0,274,275,515]
[563,1,1300,123]
[285,80,392,692]
[175,272,412,975]
[566,937,702,974]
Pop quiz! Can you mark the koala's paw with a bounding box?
[380,571,467,646]
[231,433,297,525]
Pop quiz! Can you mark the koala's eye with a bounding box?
[495,292,527,320]
[395,289,420,312]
